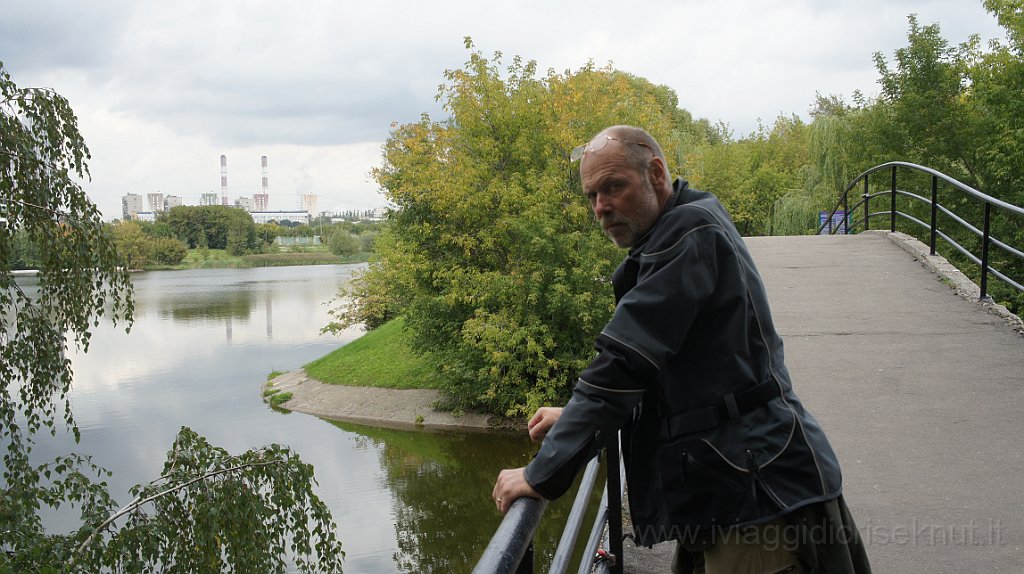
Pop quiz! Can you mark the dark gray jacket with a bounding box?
[523,180,843,546]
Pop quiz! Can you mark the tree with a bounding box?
[255,221,281,248]
[108,220,188,268]
[873,15,983,185]
[683,115,811,236]
[328,42,694,416]
[108,220,152,269]
[161,205,257,253]
[328,230,362,257]
[149,235,188,265]
[0,62,342,572]
[973,0,1024,207]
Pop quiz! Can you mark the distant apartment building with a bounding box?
[136,211,157,222]
[300,193,318,216]
[164,195,182,210]
[200,192,219,206]
[253,193,269,212]
[147,192,164,213]
[122,193,144,220]
[250,211,311,225]
[235,197,255,212]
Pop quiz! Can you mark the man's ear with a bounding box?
[648,156,669,192]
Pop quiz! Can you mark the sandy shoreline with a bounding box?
[265,369,515,432]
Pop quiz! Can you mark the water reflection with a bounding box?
[157,289,255,322]
[333,421,600,572]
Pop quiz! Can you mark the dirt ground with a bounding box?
[265,369,511,432]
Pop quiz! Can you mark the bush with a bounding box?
[150,236,188,265]
[329,231,362,257]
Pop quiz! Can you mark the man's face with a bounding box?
[580,141,661,248]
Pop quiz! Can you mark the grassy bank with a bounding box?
[304,318,441,389]
[147,247,371,270]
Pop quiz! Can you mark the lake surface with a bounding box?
[24,265,582,572]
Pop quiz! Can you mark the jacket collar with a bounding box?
[627,179,689,253]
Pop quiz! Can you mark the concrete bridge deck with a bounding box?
[622,232,1024,573]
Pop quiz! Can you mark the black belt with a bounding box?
[660,380,779,440]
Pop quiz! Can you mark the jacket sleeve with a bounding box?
[524,378,643,499]
[524,216,724,499]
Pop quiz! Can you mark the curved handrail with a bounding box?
[473,495,549,574]
[474,439,624,574]
[857,162,1022,216]
[818,161,1024,300]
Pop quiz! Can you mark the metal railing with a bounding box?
[474,436,625,574]
[817,161,1024,301]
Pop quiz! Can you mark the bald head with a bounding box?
[589,125,670,191]
[578,126,673,248]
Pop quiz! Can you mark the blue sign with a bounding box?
[819,210,849,234]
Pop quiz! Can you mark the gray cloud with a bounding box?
[0,0,1006,218]
[0,0,135,71]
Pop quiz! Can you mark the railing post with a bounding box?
[930,175,938,255]
[890,165,897,232]
[842,189,849,234]
[863,176,870,231]
[517,543,535,574]
[605,439,624,574]
[980,202,992,301]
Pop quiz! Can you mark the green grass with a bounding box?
[150,248,371,270]
[304,317,441,389]
[268,391,293,406]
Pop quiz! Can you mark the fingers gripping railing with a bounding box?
[817,161,1024,301]
[474,435,625,574]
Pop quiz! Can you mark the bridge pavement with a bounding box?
[622,231,1024,573]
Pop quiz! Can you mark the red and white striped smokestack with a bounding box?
[261,155,268,194]
[220,155,228,203]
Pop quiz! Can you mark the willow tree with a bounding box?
[328,41,692,416]
[1,62,342,572]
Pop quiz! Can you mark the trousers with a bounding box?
[670,496,871,574]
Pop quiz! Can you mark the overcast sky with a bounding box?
[0,0,1006,220]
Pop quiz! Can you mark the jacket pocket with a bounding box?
[684,450,747,492]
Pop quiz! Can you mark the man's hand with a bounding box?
[492,467,540,514]
[527,407,563,442]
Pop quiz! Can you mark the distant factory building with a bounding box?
[235,197,255,212]
[254,193,269,212]
[200,192,219,206]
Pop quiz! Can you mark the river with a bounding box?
[23,265,584,572]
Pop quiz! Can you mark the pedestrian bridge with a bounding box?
[476,163,1024,573]
[735,232,1024,573]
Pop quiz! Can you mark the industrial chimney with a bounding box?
[261,156,269,193]
[220,155,228,206]
[255,156,270,212]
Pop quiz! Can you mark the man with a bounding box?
[492,126,870,573]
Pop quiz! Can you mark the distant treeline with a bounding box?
[10,205,381,270]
